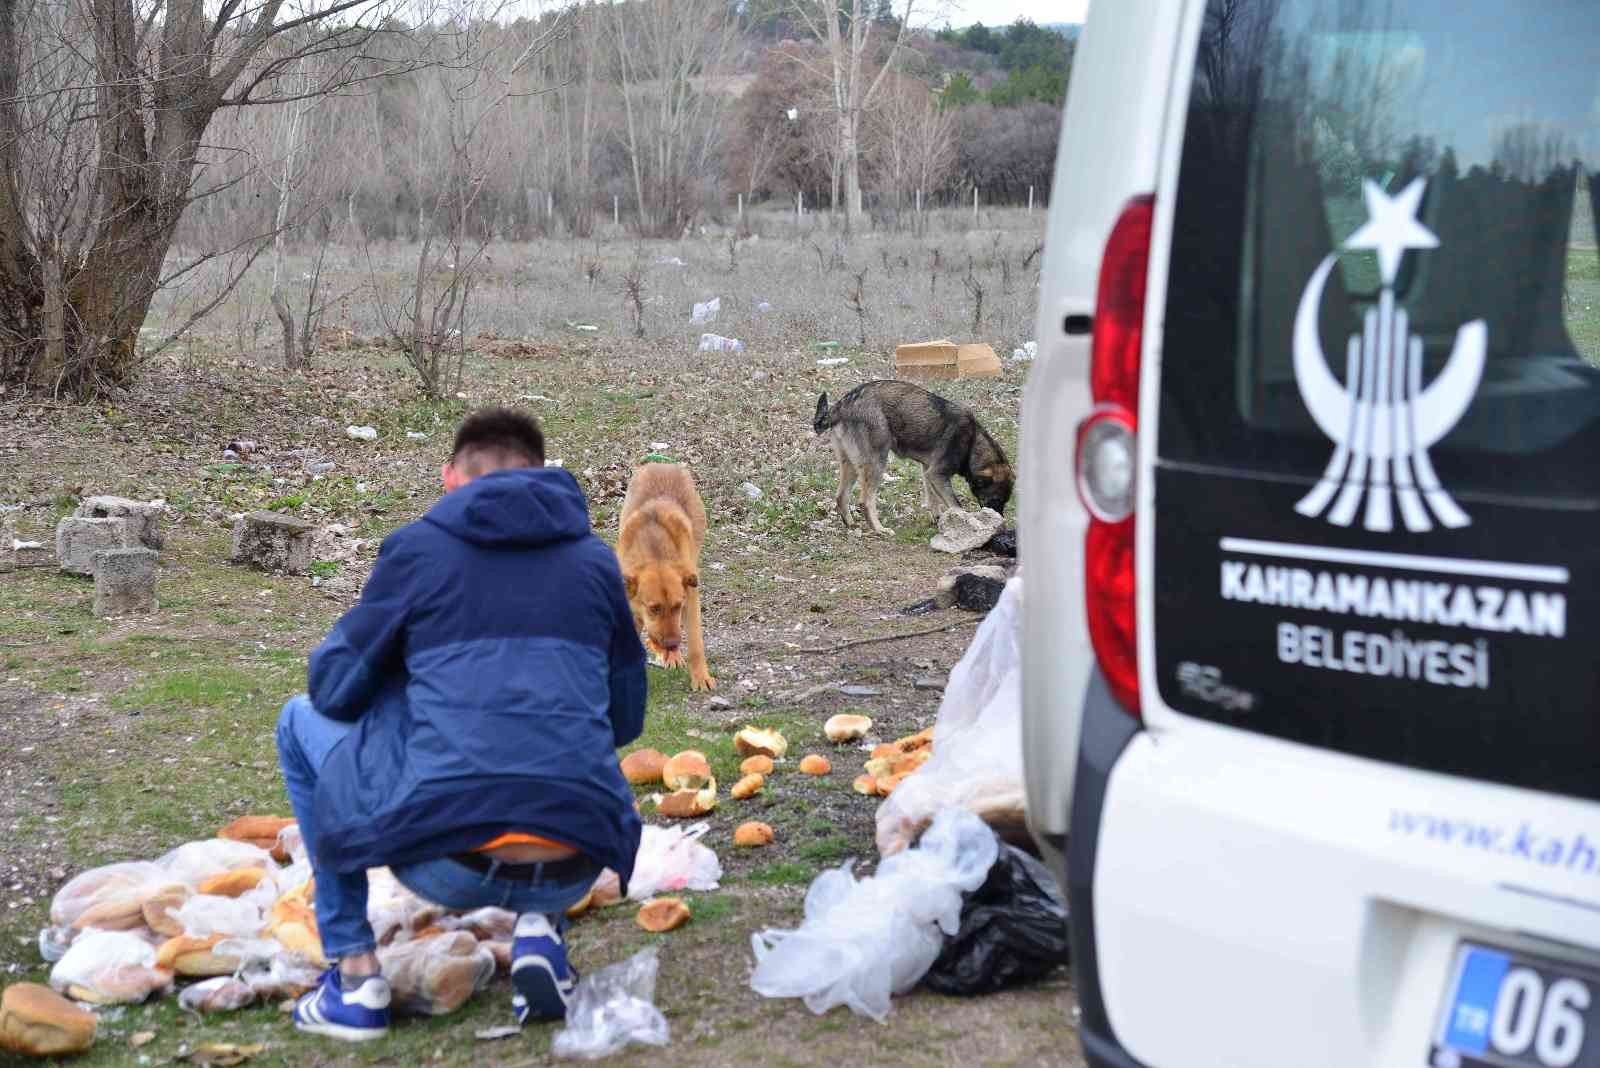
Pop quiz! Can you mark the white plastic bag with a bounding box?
[173,894,265,938]
[627,823,721,901]
[377,931,496,1016]
[551,946,670,1059]
[750,807,998,1022]
[876,575,1027,856]
[49,861,169,930]
[157,839,276,888]
[49,929,174,1005]
[690,297,720,324]
[237,950,321,1000]
[178,975,255,1013]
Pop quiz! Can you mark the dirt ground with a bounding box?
[0,226,1081,1066]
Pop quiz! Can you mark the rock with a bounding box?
[76,496,164,550]
[740,482,763,500]
[838,685,880,697]
[345,425,378,440]
[934,565,1009,609]
[930,507,1005,554]
[55,517,133,576]
[0,982,97,1056]
[92,549,158,617]
[0,514,13,573]
[954,573,1005,612]
[982,527,1018,558]
[913,676,946,691]
[230,511,315,574]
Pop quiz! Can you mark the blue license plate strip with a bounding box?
[1430,942,1600,1068]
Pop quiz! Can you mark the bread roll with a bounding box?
[216,816,296,863]
[156,935,239,977]
[620,748,668,785]
[733,822,774,847]
[564,892,594,919]
[894,727,934,752]
[484,941,512,974]
[197,866,266,899]
[824,713,872,742]
[738,755,774,776]
[267,881,324,965]
[70,895,146,932]
[890,748,931,776]
[852,774,876,796]
[729,773,764,800]
[798,754,832,776]
[589,869,623,908]
[658,780,717,818]
[661,750,711,791]
[141,884,192,937]
[636,898,690,932]
[0,983,97,1055]
[733,726,788,759]
[878,771,910,795]
[870,743,898,761]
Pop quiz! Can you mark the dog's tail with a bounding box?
[813,392,835,434]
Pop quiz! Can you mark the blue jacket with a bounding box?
[306,467,646,888]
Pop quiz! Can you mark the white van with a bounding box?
[1021,2,1600,1067]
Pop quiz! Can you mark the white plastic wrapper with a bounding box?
[690,297,720,323]
[157,839,276,888]
[626,823,721,901]
[237,950,321,1000]
[49,861,168,929]
[178,975,255,1013]
[173,894,265,939]
[377,931,496,1016]
[49,929,174,1005]
[749,807,999,1022]
[552,947,670,1059]
[875,575,1028,855]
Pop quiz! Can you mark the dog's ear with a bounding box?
[622,571,639,598]
[684,572,699,589]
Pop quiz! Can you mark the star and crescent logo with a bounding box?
[1293,177,1487,533]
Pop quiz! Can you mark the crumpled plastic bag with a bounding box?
[377,931,496,1016]
[178,975,256,1013]
[174,894,265,939]
[551,946,670,1060]
[237,950,321,1000]
[876,576,1027,856]
[923,842,1071,995]
[49,929,174,1005]
[438,906,516,942]
[690,297,720,323]
[749,807,999,1022]
[49,861,169,930]
[367,867,442,946]
[627,823,721,901]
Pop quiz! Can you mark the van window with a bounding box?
[1153,0,1600,800]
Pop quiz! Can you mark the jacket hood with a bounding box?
[423,467,591,548]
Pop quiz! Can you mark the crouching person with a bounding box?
[275,408,646,1040]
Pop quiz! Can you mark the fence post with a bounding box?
[797,190,803,220]
[1028,185,1034,214]
[973,186,978,221]
[547,191,554,220]
[613,196,619,227]
[738,193,743,223]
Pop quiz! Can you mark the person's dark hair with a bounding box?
[451,407,545,474]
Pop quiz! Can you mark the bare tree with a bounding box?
[0,0,426,397]
[787,0,918,231]
[868,72,954,229]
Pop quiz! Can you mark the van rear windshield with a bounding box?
[1160,0,1600,498]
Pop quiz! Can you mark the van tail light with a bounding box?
[1077,195,1153,716]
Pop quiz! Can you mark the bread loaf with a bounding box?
[890,748,931,776]
[733,822,774,847]
[197,866,266,899]
[620,748,668,785]
[852,774,876,796]
[156,934,238,977]
[141,884,192,937]
[738,755,774,775]
[216,816,296,863]
[824,713,872,742]
[661,750,711,790]
[267,881,324,965]
[733,726,787,758]
[0,983,97,1056]
[657,779,717,818]
[636,898,690,932]
[729,773,764,800]
[798,754,832,776]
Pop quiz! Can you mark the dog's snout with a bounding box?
[657,637,681,650]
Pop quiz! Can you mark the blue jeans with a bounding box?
[275,694,598,960]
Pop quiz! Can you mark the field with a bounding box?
[0,212,1084,1066]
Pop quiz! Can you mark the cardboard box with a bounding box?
[894,339,1001,380]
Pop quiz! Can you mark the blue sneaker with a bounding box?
[293,967,391,1041]
[511,913,578,1024]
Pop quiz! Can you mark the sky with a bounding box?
[935,0,1089,29]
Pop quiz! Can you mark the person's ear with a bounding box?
[442,461,464,493]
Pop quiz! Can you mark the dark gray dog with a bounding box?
[813,380,1014,536]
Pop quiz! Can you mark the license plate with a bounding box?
[1431,942,1600,1068]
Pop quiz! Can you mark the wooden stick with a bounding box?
[778,616,981,656]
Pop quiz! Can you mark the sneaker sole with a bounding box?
[293,1019,390,1042]
[511,954,571,1021]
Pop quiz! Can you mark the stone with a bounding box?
[954,573,1005,613]
[230,511,315,574]
[929,507,1005,554]
[55,517,133,575]
[76,496,165,550]
[0,514,13,573]
[92,548,158,617]
[913,676,946,691]
[982,527,1018,558]
[934,564,1009,609]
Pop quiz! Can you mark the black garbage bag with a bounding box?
[922,842,1071,995]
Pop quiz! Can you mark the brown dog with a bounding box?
[617,463,715,692]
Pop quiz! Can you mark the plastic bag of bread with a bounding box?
[237,952,320,1000]
[551,946,669,1059]
[366,867,442,946]
[749,807,998,1022]
[438,907,516,942]
[173,894,265,939]
[158,839,277,888]
[49,861,170,932]
[875,575,1028,856]
[49,929,174,1005]
[266,880,324,965]
[376,931,495,1016]
[626,823,721,901]
[178,976,256,1014]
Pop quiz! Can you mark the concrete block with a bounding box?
[92,548,158,617]
[76,496,164,550]
[56,516,133,575]
[230,511,315,574]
